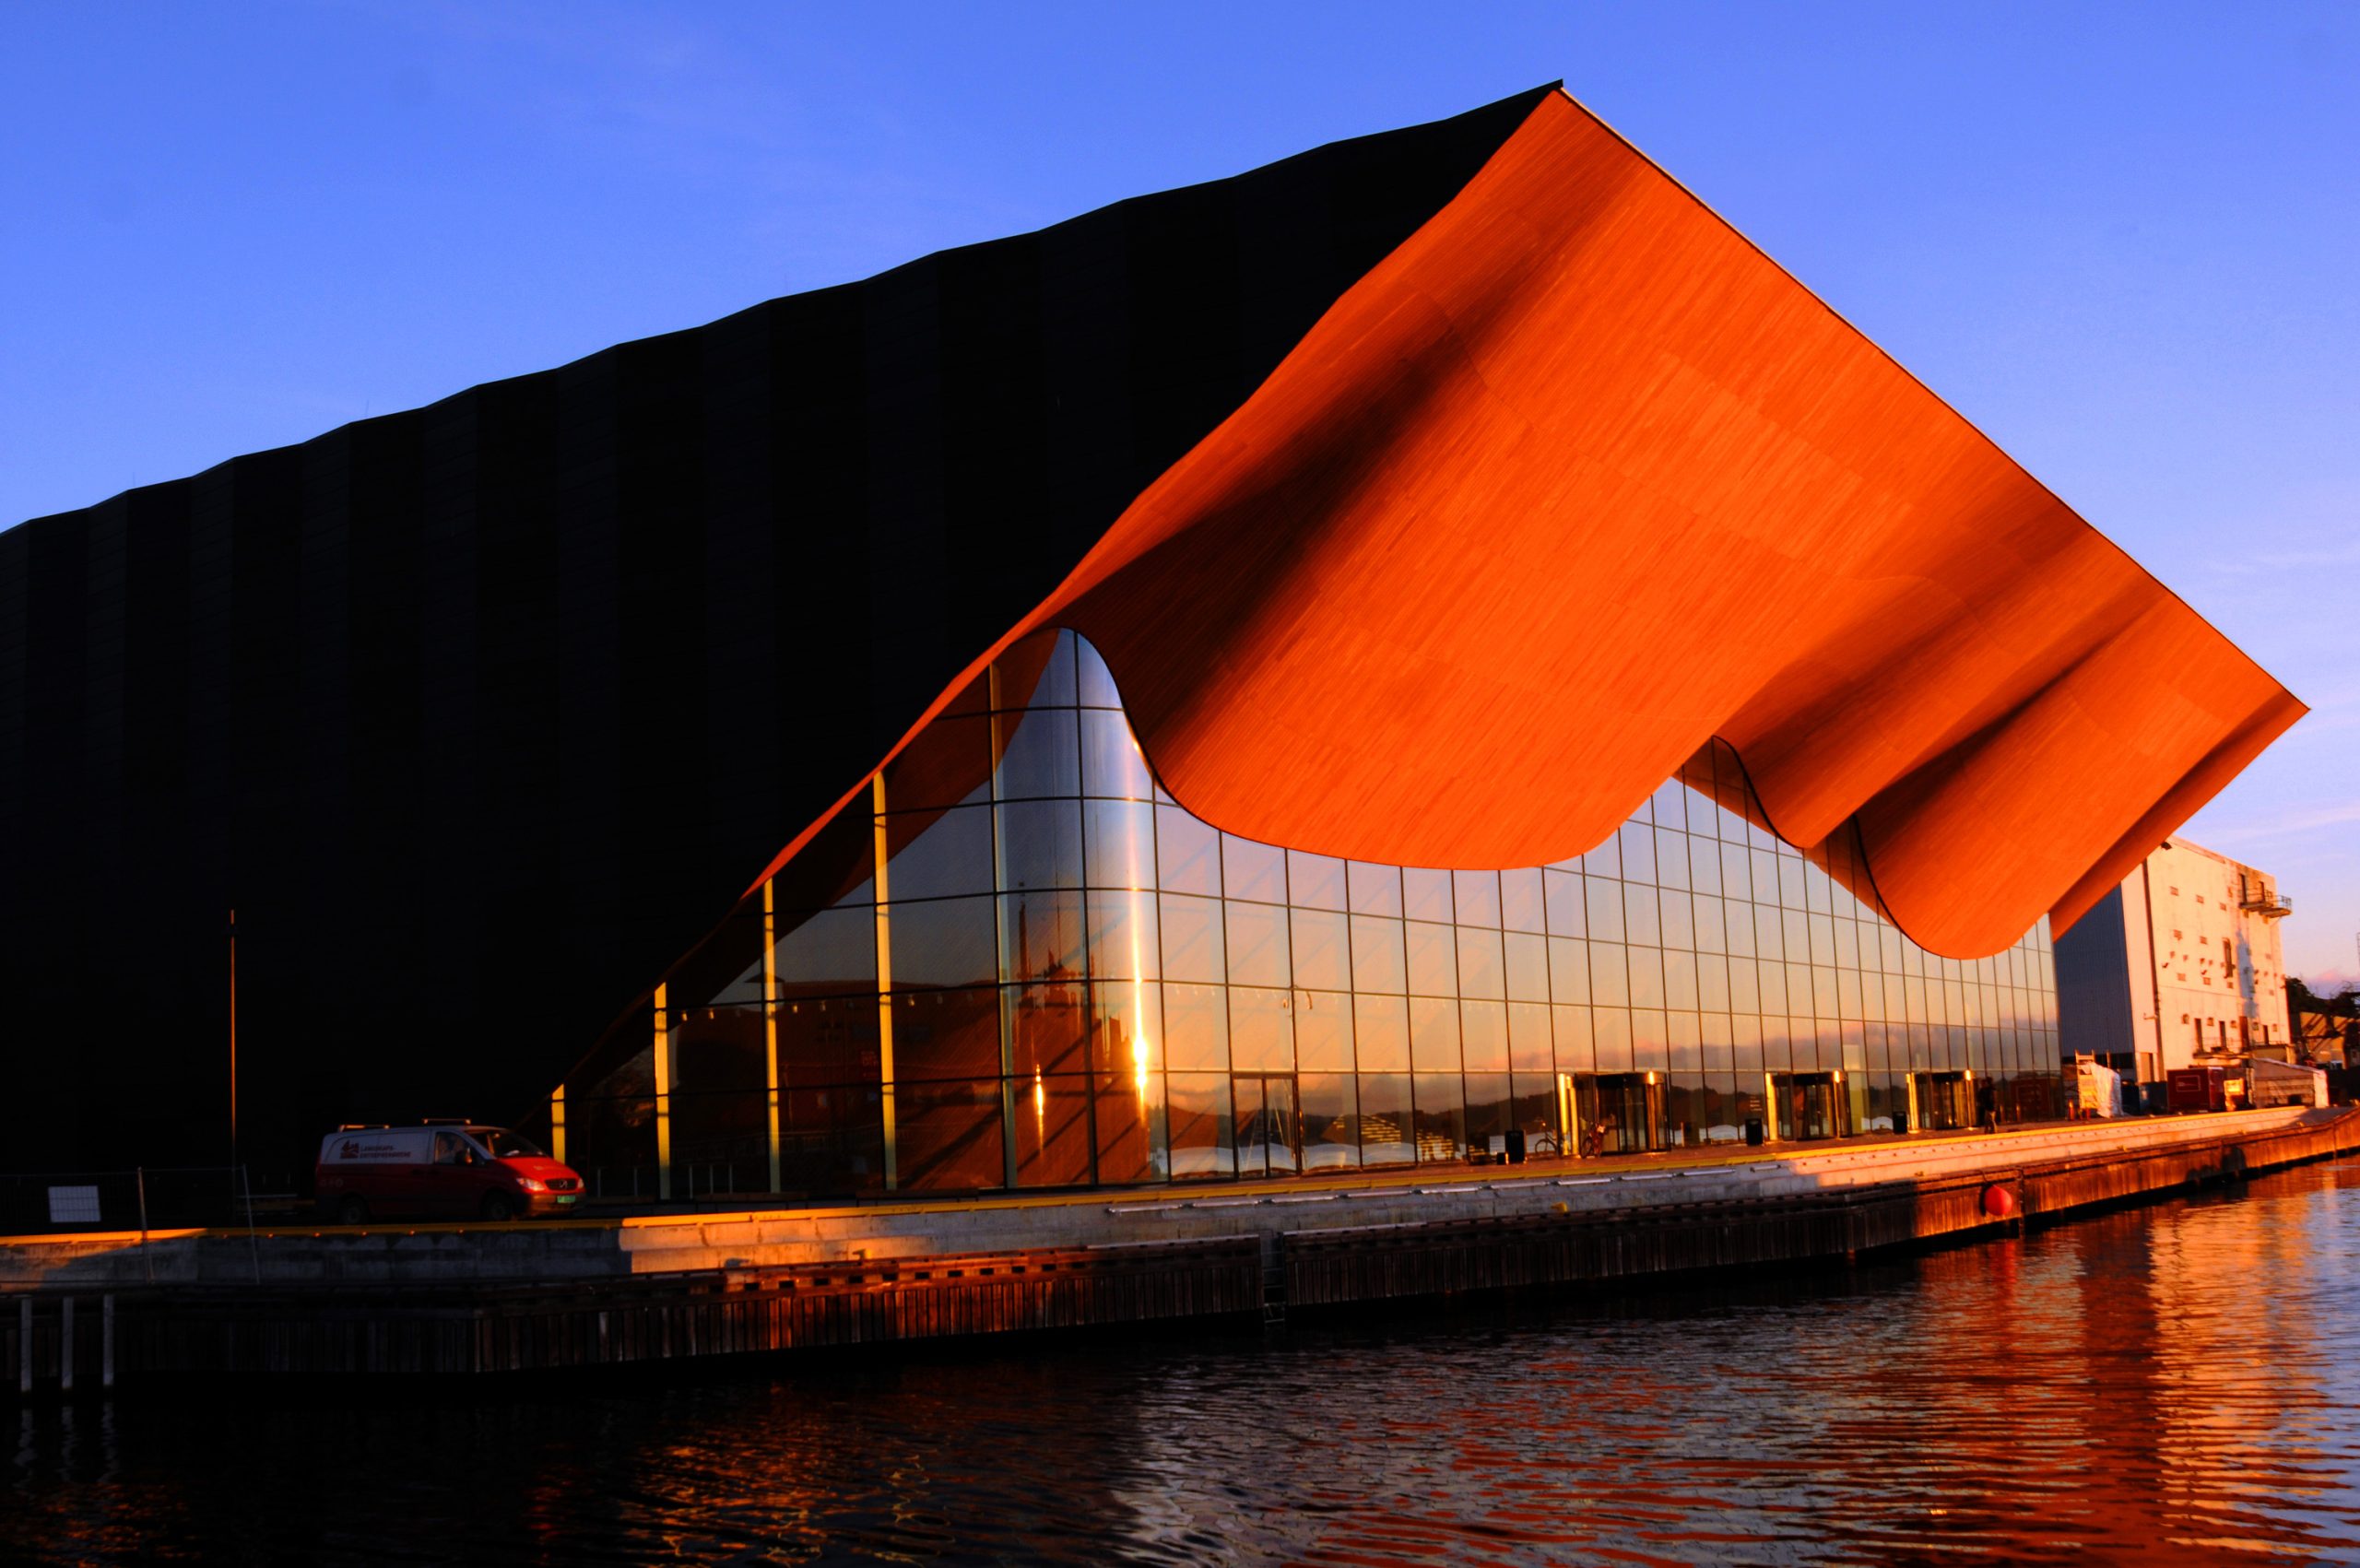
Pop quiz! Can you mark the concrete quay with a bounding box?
[5,1106,2352,1391]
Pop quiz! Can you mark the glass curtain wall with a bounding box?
[557,630,2060,1197]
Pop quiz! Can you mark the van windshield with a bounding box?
[471,1128,545,1159]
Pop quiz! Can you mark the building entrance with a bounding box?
[1771,1072,1849,1141]
[1232,1075,1301,1177]
[1576,1073,1662,1156]
[1914,1071,1973,1132]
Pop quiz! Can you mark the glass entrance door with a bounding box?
[1233,1075,1301,1177]
[1578,1073,1661,1155]
[1914,1071,1972,1131]
[1772,1073,1848,1141]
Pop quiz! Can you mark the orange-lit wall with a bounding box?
[938,91,2299,961]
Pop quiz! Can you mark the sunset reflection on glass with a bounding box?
[560,628,2062,1197]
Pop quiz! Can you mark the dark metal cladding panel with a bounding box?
[2055,885,2137,1066]
[0,88,1556,1172]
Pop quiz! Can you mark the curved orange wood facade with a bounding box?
[767,89,2301,961]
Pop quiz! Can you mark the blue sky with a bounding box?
[3,2,2354,981]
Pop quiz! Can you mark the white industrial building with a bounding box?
[2057,837,2294,1088]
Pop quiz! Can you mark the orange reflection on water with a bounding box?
[9,1165,2360,1566]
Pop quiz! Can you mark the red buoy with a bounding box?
[1983,1184,2019,1218]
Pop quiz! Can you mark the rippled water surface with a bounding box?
[13,1161,2360,1565]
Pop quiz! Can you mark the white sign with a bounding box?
[47,1185,101,1225]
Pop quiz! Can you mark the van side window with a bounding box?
[433,1132,466,1164]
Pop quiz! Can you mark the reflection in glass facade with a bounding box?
[556,631,2060,1197]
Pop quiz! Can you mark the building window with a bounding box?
[558,628,2067,1194]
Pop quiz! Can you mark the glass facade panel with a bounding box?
[1465,1071,1513,1158]
[1587,879,1625,943]
[1544,869,1584,937]
[893,986,1001,1080]
[1410,995,1462,1072]
[1557,1006,1595,1077]
[773,906,877,997]
[1093,1069,1162,1184]
[1508,1000,1553,1073]
[1014,1071,1092,1186]
[1167,1073,1233,1177]
[1287,850,1348,912]
[1462,998,1510,1073]
[1090,981,1162,1079]
[1504,930,1549,1003]
[1413,1073,1466,1161]
[1162,982,1230,1071]
[994,706,1080,802]
[1289,906,1351,992]
[1159,892,1226,984]
[577,631,2062,1193]
[1080,709,1153,800]
[884,806,994,902]
[1073,634,1120,708]
[1088,801,1159,890]
[888,897,997,989]
[1085,889,1158,981]
[1294,992,1353,1070]
[897,1079,1004,1191]
[1501,867,1545,934]
[1001,890,1086,983]
[1225,900,1290,988]
[1405,920,1457,996]
[1403,867,1454,924]
[1455,925,1505,1000]
[996,799,1083,890]
[1222,835,1288,904]
[1350,915,1408,995]
[1152,805,1218,894]
[999,627,1078,709]
[1349,861,1402,917]
[1230,986,1294,1072]
[1300,1072,1360,1169]
[1009,982,1088,1075]
[775,996,876,1087]
[1452,870,1501,928]
[1358,1072,1414,1164]
[1353,992,1410,1072]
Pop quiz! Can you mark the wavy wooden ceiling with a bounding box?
[861,88,2301,960]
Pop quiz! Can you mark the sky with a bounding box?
[2,1,2354,984]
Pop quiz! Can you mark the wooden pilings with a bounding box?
[6,1293,116,1396]
[8,1239,1261,1387]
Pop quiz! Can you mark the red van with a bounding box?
[315,1121,584,1224]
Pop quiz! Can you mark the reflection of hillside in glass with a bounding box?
[561,628,2060,1197]
[12,1164,2360,1564]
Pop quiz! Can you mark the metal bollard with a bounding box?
[101,1295,115,1390]
[59,1297,73,1393]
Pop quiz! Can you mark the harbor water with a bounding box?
[10,1160,2360,1565]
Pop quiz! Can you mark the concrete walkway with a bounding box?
[2,1106,2335,1291]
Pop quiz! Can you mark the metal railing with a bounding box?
[0,1166,292,1237]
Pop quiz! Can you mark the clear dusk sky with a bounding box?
[3,2,2354,983]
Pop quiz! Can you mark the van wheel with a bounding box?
[480,1192,519,1223]
[336,1194,370,1226]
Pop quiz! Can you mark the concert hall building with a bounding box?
[0,86,2300,1191]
